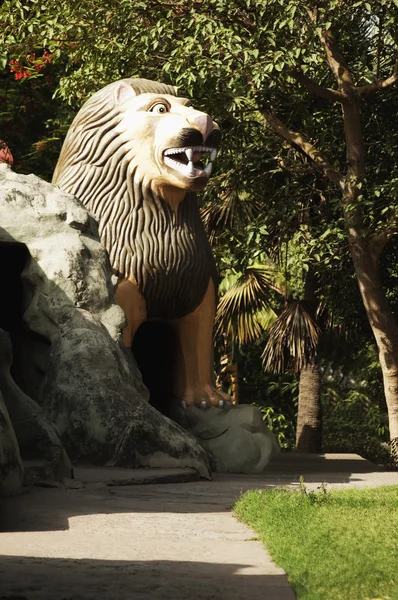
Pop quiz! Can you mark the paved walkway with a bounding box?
[1,454,397,600]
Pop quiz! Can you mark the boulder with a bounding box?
[41,312,211,477]
[0,165,211,478]
[0,386,23,496]
[0,328,72,481]
[173,403,280,473]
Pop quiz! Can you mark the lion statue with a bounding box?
[53,78,230,409]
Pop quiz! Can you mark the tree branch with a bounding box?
[357,56,398,95]
[306,8,354,95]
[260,106,344,188]
[291,69,346,103]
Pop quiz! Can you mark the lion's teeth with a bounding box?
[185,148,193,161]
[204,162,213,176]
[187,161,196,175]
[210,149,217,161]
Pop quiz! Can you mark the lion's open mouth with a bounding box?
[163,146,218,178]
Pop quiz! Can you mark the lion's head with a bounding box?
[53,78,219,315]
[53,78,221,196]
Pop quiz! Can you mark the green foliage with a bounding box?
[236,335,391,458]
[322,385,391,465]
[257,404,296,450]
[0,47,72,179]
[235,486,398,600]
[235,342,298,449]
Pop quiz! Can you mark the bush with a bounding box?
[322,387,392,465]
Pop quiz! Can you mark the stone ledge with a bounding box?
[73,466,201,486]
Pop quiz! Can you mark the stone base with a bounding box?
[173,403,280,474]
[73,466,201,486]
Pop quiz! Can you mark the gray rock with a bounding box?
[0,329,72,480]
[0,165,211,478]
[0,164,124,347]
[173,403,280,473]
[41,312,211,477]
[0,386,24,496]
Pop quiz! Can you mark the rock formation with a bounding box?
[0,163,279,483]
[173,403,279,473]
[0,164,211,492]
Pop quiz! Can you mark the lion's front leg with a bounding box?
[175,279,231,409]
[115,277,147,347]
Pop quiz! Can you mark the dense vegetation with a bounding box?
[234,485,398,600]
[1,0,397,462]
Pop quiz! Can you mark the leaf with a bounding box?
[262,301,321,373]
[215,265,280,345]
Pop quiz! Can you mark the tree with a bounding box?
[262,286,323,452]
[253,2,398,444]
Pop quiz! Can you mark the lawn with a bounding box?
[234,484,398,600]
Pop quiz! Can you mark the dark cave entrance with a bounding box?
[0,241,50,402]
[132,321,179,417]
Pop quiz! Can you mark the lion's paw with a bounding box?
[181,386,232,410]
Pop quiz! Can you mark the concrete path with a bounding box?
[1,454,397,600]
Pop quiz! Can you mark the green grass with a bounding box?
[234,485,398,600]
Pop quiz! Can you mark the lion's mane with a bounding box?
[53,78,216,320]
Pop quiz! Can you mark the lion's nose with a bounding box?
[187,114,214,142]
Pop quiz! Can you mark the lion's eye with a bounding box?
[148,103,169,114]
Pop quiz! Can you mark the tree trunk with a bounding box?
[295,267,323,453]
[341,96,398,442]
[349,236,398,440]
[230,361,239,404]
[296,359,322,452]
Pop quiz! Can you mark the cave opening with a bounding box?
[132,321,179,417]
[0,241,50,402]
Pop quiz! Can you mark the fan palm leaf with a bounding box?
[215,265,281,345]
[262,300,321,373]
[201,188,262,245]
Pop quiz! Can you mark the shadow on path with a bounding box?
[1,454,395,600]
[1,453,396,534]
[0,556,295,600]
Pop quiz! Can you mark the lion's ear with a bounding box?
[114,82,137,105]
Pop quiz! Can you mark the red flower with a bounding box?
[8,50,52,80]
[14,69,30,80]
[42,50,52,63]
[34,140,47,152]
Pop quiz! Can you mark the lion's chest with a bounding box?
[140,224,213,319]
[101,195,215,320]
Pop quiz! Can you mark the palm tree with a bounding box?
[215,261,325,453]
[201,174,278,402]
[262,290,323,453]
[214,265,279,402]
[202,173,326,452]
